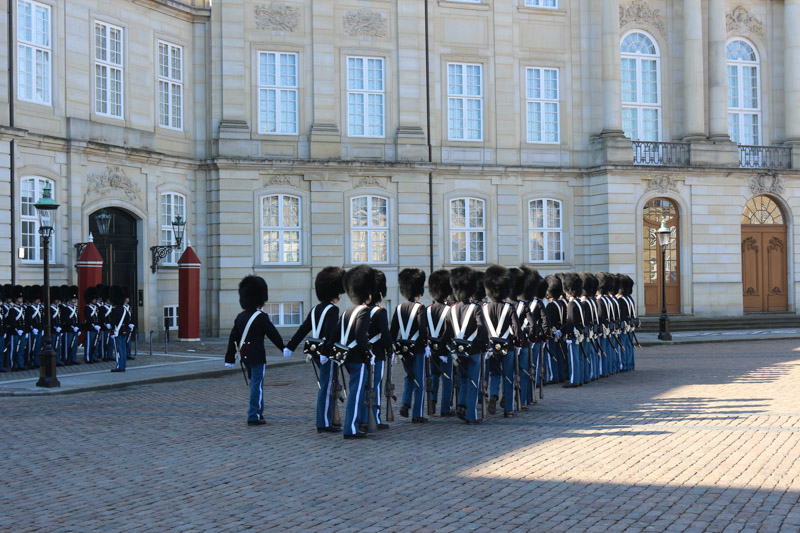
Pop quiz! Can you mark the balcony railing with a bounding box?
[632,141,690,166]
[738,145,792,169]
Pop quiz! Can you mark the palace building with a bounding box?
[1,0,798,337]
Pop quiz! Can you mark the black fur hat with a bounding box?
[484,265,511,302]
[100,284,110,301]
[50,286,61,302]
[509,267,524,300]
[579,272,598,297]
[109,285,125,307]
[1,284,11,301]
[398,268,425,301]
[544,274,563,299]
[68,285,79,301]
[595,272,613,295]
[12,285,24,300]
[23,285,32,302]
[472,271,486,302]
[84,286,98,302]
[315,266,345,302]
[30,285,42,301]
[343,265,376,305]
[522,267,543,301]
[610,274,622,295]
[428,269,451,304]
[449,266,476,303]
[372,269,387,304]
[238,275,268,310]
[621,274,634,296]
[561,273,583,296]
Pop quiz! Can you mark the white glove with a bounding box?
[439,355,448,363]
[93,325,101,332]
[555,329,563,339]
[105,324,111,330]
[55,327,62,333]
[391,353,396,364]
[32,328,39,336]
[283,348,292,358]
[128,324,135,331]
[424,346,431,359]
[224,362,235,369]
[319,355,329,365]
[16,329,23,336]
[370,354,375,365]
[73,326,80,333]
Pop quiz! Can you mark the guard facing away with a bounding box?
[484,265,521,418]
[360,269,392,431]
[284,266,345,433]
[108,286,129,373]
[391,268,429,423]
[427,269,454,417]
[24,285,44,369]
[224,275,285,425]
[561,273,585,388]
[83,286,101,364]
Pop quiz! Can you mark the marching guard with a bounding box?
[391,268,429,423]
[9,286,26,371]
[360,269,392,431]
[426,269,454,417]
[24,285,44,369]
[484,265,521,418]
[83,286,102,363]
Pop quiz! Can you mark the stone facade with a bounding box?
[1,0,798,337]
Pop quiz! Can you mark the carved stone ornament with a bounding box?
[355,176,386,189]
[645,174,679,194]
[619,0,666,38]
[266,175,300,189]
[726,6,765,41]
[748,173,785,197]
[86,165,141,201]
[343,9,388,38]
[254,2,300,32]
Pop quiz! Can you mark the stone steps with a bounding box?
[639,313,799,332]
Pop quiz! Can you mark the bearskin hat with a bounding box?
[343,265,376,305]
[398,268,425,301]
[449,266,476,303]
[509,267,524,300]
[595,272,613,295]
[428,269,451,304]
[579,272,597,297]
[561,272,583,296]
[67,285,79,301]
[472,271,486,302]
[12,285,24,300]
[621,274,634,296]
[536,272,548,300]
[610,273,622,295]
[84,286,98,302]
[238,275,268,310]
[2,284,11,301]
[483,265,511,302]
[544,274,563,299]
[315,266,345,302]
[100,284,110,301]
[109,285,126,307]
[372,269,387,304]
[522,267,543,301]
[22,285,32,302]
[50,285,61,302]
[30,285,42,301]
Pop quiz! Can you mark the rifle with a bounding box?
[629,329,641,348]
[365,359,378,432]
[426,355,436,416]
[479,352,488,419]
[307,355,322,389]
[452,357,460,412]
[330,366,342,427]
[539,340,551,400]
[513,347,522,412]
[384,355,395,422]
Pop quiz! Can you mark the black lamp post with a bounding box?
[35,183,61,388]
[656,219,672,341]
[150,215,187,273]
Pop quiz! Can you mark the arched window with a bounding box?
[20,176,54,262]
[529,199,563,262]
[727,39,760,145]
[741,195,783,225]
[450,197,485,263]
[160,193,186,264]
[261,194,301,264]
[621,32,661,141]
[350,195,388,264]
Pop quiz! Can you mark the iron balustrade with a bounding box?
[738,145,792,169]
[632,141,690,166]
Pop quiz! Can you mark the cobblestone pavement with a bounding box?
[2,339,800,532]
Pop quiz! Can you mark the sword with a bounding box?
[307,355,322,389]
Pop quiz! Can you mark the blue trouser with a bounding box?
[558,340,569,380]
[246,363,266,421]
[11,334,25,369]
[29,331,43,367]
[111,335,127,370]
[51,333,63,364]
[622,333,635,370]
[430,355,454,414]
[580,341,591,383]
[357,360,385,426]
[599,338,612,376]
[85,330,98,362]
[456,352,482,421]
[0,334,5,370]
[62,331,78,363]
[488,352,514,412]
[518,346,531,406]
[343,362,366,436]
[617,335,627,371]
[316,359,337,428]
[401,352,426,418]
[567,340,583,385]
[99,330,109,360]
[532,342,544,389]
[585,340,597,381]
[546,339,561,383]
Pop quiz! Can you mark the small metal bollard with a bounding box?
[149,331,154,356]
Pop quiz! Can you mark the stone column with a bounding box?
[601,0,623,135]
[786,0,800,143]
[708,0,729,140]
[309,0,342,158]
[683,0,706,140]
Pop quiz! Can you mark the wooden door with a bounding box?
[741,196,788,312]
[643,198,680,315]
[90,208,139,323]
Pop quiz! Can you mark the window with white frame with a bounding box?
[350,195,388,264]
[727,40,761,145]
[17,0,51,105]
[347,57,385,137]
[264,302,303,327]
[20,177,54,262]
[258,51,298,135]
[94,21,124,118]
[160,193,186,265]
[529,199,563,262]
[450,198,485,263]
[620,32,661,141]
[261,194,301,264]
[447,63,483,141]
[525,0,558,7]
[163,305,178,330]
[158,41,183,130]
[526,67,560,143]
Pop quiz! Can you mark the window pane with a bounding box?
[448,97,463,139]
[529,199,543,229]
[367,58,383,91]
[262,231,279,262]
[371,197,387,227]
[469,198,484,229]
[283,230,300,263]
[469,231,485,262]
[727,65,739,108]
[262,195,278,227]
[466,99,482,140]
[728,112,740,143]
[621,58,637,103]
[742,66,758,109]
[546,200,561,229]
[371,230,388,262]
[622,107,638,140]
[544,69,558,99]
[352,196,368,227]
[283,196,299,227]
[640,59,658,104]
[451,199,466,228]
[348,57,364,91]
[280,53,296,87]
[546,231,562,261]
[451,231,466,262]
[352,230,368,263]
[466,65,481,96]
[448,64,463,95]
[530,231,544,261]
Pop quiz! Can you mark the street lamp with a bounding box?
[75,210,112,261]
[656,219,672,341]
[34,183,61,388]
[150,215,187,273]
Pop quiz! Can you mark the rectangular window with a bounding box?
[160,193,186,265]
[158,41,183,130]
[261,195,301,264]
[258,51,298,135]
[525,0,558,7]
[526,67,559,144]
[351,196,389,264]
[163,305,178,330]
[727,64,761,145]
[94,21,124,118]
[264,302,303,327]
[347,57,385,138]
[20,177,54,262]
[17,0,51,105]
[450,198,485,263]
[529,199,563,262]
[447,63,483,141]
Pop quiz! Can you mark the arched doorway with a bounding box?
[643,198,680,315]
[741,196,788,312]
[89,207,139,322]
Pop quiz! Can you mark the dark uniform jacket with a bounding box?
[367,305,392,361]
[286,302,340,354]
[332,305,371,364]
[525,298,550,340]
[481,301,521,347]
[225,310,285,366]
[390,301,428,354]
[446,301,488,354]
[563,297,585,339]
[9,304,26,336]
[425,301,453,356]
[62,303,80,334]
[83,303,100,331]
[544,299,562,336]
[25,303,43,334]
